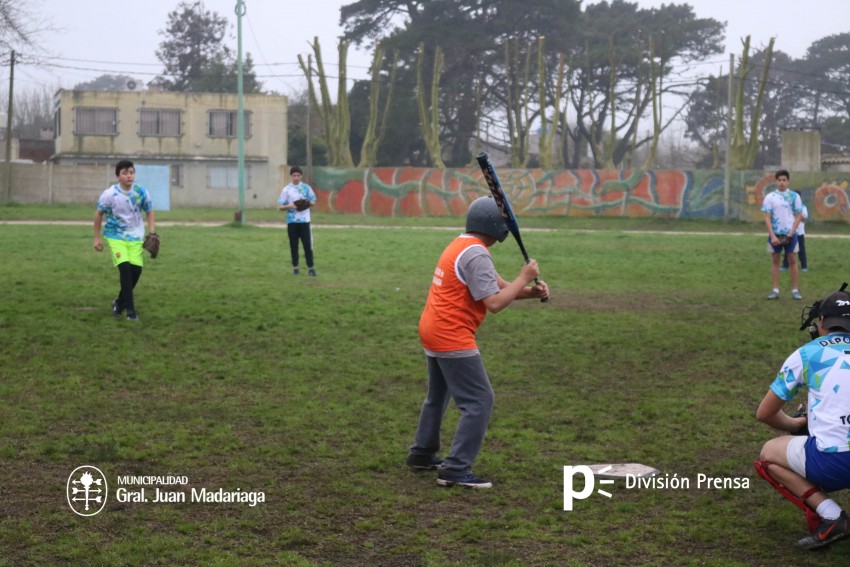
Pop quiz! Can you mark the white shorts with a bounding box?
[786,435,807,476]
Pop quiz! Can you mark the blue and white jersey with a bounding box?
[770,333,850,453]
[761,189,803,236]
[278,183,316,224]
[97,184,152,241]
[798,204,808,236]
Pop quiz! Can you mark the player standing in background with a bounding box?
[278,166,318,276]
[762,169,803,300]
[93,160,155,321]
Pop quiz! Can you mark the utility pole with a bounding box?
[306,54,312,181]
[4,50,14,203]
[723,53,734,220]
[235,0,246,224]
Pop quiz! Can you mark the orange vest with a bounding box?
[419,235,490,351]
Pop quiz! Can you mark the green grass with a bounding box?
[2,209,850,565]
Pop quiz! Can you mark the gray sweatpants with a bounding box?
[410,354,495,478]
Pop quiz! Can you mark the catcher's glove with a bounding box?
[293,199,311,212]
[791,402,808,436]
[143,232,161,259]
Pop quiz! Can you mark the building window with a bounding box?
[74,107,118,135]
[170,164,183,188]
[139,108,182,136]
[207,164,252,189]
[208,110,251,138]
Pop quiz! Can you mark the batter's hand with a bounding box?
[520,259,540,283]
[529,280,549,300]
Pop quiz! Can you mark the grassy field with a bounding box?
[2,206,850,566]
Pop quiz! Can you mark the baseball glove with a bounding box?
[294,199,311,212]
[143,232,161,259]
[777,234,792,246]
[791,402,808,436]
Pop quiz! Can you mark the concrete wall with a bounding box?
[7,162,288,209]
[782,130,822,172]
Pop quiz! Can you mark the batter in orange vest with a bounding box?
[407,196,549,488]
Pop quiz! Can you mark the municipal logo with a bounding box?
[67,465,108,516]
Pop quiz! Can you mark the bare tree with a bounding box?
[0,0,52,53]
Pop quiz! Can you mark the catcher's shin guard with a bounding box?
[754,459,822,533]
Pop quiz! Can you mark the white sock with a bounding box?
[816,499,842,521]
[773,288,779,293]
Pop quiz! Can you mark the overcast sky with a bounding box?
[8,0,850,97]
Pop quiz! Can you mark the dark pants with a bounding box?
[287,222,313,268]
[783,235,807,269]
[409,354,495,478]
[116,261,142,313]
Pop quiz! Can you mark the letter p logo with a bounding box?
[563,465,613,511]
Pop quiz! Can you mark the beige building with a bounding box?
[51,89,289,208]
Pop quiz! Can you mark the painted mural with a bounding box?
[310,167,850,223]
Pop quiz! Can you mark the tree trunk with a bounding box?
[416,43,445,168]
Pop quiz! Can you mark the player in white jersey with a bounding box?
[756,288,850,550]
[761,169,803,300]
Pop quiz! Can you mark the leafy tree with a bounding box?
[341,0,582,167]
[567,1,724,168]
[341,0,722,168]
[74,74,139,91]
[799,33,850,121]
[154,0,261,93]
[821,116,850,153]
[683,74,727,168]
[349,79,428,166]
[686,41,798,170]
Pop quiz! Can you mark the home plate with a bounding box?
[587,463,660,480]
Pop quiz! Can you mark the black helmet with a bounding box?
[465,196,509,242]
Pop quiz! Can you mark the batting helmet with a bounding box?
[466,196,509,242]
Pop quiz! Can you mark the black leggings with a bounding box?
[116,262,142,313]
[287,223,314,268]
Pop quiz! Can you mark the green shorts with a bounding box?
[105,237,144,267]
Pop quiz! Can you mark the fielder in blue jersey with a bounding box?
[756,289,850,550]
[93,160,156,321]
[277,166,317,276]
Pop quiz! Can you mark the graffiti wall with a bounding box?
[310,167,850,223]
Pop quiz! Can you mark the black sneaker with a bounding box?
[293,267,300,275]
[437,473,492,489]
[308,267,317,277]
[126,311,140,321]
[797,511,850,550]
[112,299,123,318]
[406,454,443,470]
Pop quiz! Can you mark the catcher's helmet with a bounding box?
[466,196,509,242]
